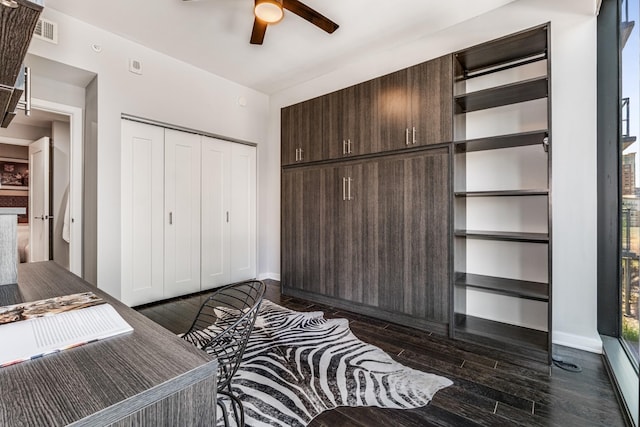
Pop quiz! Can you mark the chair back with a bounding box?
[182,280,266,390]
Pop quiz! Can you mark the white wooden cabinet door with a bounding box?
[121,121,165,306]
[201,137,231,289]
[229,143,257,282]
[164,129,202,298]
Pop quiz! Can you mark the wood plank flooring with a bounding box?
[136,281,626,427]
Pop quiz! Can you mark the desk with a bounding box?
[0,262,217,426]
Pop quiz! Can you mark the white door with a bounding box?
[29,137,50,262]
[164,129,201,298]
[121,120,165,306]
[230,144,257,282]
[201,137,231,289]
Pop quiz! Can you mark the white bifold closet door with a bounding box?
[201,137,256,289]
[121,121,165,306]
[164,129,202,298]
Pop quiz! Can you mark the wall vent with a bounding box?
[33,18,58,44]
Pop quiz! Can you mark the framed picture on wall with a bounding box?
[0,158,29,190]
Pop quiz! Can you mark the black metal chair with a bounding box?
[182,280,266,427]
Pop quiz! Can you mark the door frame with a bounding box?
[31,98,83,277]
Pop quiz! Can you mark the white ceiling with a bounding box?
[44,0,520,94]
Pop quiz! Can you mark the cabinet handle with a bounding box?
[169,212,173,225]
[295,148,299,161]
[405,128,410,145]
[226,211,229,223]
[347,177,353,201]
[347,139,352,154]
[342,177,347,201]
[342,140,347,155]
[412,126,416,144]
[299,148,303,161]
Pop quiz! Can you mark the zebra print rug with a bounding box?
[220,300,452,426]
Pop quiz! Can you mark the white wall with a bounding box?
[267,0,601,352]
[28,8,270,300]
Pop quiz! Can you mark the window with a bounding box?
[620,0,639,366]
[598,0,640,425]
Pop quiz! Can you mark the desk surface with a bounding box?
[0,262,216,426]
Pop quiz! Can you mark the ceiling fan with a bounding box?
[250,0,339,45]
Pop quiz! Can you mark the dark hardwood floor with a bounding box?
[136,281,626,427]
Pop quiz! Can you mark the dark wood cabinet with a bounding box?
[281,97,324,165]
[281,148,450,331]
[282,55,452,165]
[376,55,453,151]
[323,80,378,159]
[0,0,43,128]
[281,167,325,293]
[374,150,449,321]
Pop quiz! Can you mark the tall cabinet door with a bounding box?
[201,137,231,289]
[402,150,449,322]
[121,120,165,306]
[229,143,257,282]
[164,129,202,298]
[281,167,324,293]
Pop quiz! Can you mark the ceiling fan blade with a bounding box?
[282,0,339,34]
[250,18,268,45]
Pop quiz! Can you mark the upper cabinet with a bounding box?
[281,96,324,166]
[281,54,453,164]
[0,0,43,128]
[376,55,453,151]
[323,80,378,159]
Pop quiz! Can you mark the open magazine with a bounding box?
[0,292,133,367]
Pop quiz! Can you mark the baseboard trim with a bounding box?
[552,331,603,354]
[257,272,280,281]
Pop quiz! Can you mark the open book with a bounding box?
[0,292,133,367]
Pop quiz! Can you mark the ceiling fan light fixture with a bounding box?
[254,0,284,24]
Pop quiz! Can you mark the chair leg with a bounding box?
[218,387,245,427]
[217,397,230,427]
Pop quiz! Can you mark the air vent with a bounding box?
[33,18,58,44]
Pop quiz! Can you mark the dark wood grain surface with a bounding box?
[138,281,626,427]
[0,0,42,87]
[410,55,453,146]
[0,262,217,426]
[281,147,450,331]
[281,97,324,165]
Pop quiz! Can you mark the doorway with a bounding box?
[0,102,82,276]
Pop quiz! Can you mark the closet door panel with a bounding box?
[164,129,201,298]
[201,137,230,289]
[281,169,304,289]
[121,120,165,306]
[230,144,257,282]
[403,151,449,322]
[376,157,406,313]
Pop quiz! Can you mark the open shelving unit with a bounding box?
[451,24,552,363]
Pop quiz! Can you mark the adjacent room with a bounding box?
[0,0,637,426]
